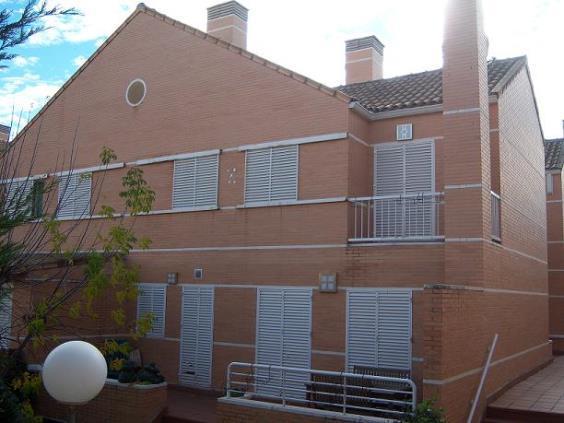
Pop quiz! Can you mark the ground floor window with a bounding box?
[346,289,412,371]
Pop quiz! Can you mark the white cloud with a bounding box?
[8,0,564,138]
[72,55,87,67]
[12,56,40,68]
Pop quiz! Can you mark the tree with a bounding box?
[0,125,156,419]
[1,0,78,68]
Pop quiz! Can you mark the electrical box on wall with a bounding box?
[193,268,204,280]
[319,273,337,293]
[166,272,178,285]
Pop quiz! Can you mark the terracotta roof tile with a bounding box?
[337,56,526,113]
[545,138,564,170]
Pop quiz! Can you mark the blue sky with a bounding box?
[1,0,563,138]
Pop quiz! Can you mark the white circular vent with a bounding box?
[125,79,146,107]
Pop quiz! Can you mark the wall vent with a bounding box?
[396,123,413,141]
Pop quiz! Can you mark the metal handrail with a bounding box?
[349,192,444,202]
[226,362,417,419]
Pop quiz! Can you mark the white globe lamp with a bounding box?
[42,341,107,421]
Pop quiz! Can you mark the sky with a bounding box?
[1,0,563,139]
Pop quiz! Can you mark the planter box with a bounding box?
[37,379,168,423]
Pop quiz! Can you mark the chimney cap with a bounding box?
[346,35,385,55]
[208,1,248,22]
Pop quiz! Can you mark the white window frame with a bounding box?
[396,123,413,141]
[546,173,554,195]
[137,283,167,338]
[244,145,299,205]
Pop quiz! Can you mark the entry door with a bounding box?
[255,288,312,400]
[346,289,412,371]
[179,286,214,388]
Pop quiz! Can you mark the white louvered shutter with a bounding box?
[173,154,218,209]
[245,146,298,203]
[57,173,91,218]
[404,141,434,194]
[4,180,33,214]
[137,284,166,338]
[179,286,214,388]
[374,144,405,196]
[347,289,412,371]
[0,290,12,349]
[256,288,311,400]
[377,291,412,370]
[346,290,378,370]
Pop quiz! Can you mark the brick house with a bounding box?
[1,0,549,421]
[546,132,564,354]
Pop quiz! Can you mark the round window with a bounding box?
[125,79,146,107]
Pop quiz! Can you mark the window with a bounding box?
[57,173,92,219]
[245,145,298,204]
[546,173,553,194]
[0,289,12,349]
[137,284,166,338]
[3,179,44,218]
[396,123,413,141]
[172,154,219,209]
[125,79,147,107]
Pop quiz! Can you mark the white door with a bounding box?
[179,286,214,388]
[255,288,312,400]
[346,289,412,371]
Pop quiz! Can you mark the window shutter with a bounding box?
[137,284,166,337]
[270,146,298,201]
[173,154,219,209]
[4,180,33,214]
[347,289,412,371]
[374,144,405,196]
[245,146,298,203]
[404,141,434,194]
[0,290,12,349]
[346,290,378,370]
[57,173,91,218]
[256,288,311,400]
[376,291,412,370]
[179,286,214,388]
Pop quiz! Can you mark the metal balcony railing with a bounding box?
[225,362,416,420]
[491,191,501,241]
[348,192,444,242]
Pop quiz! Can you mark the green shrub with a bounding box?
[403,399,445,423]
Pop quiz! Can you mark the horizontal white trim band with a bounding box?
[127,149,219,166]
[0,173,48,184]
[239,197,346,209]
[548,241,564,244]
[549,269,564,272]
[237,132,348,151]
[444,183,482,190]
[445,238,484,243]
[53,162,125,177]
[547,199,563,204]
[346,57,373,64]
[347,133,370,147]
[208,24,246,34]
[215,341,254,349]
[312,350,345,357]
[131,244,348,253]
[423,341,550,385]
[548,295,564,299]
[443,107,481,115]
[424,283,547,296]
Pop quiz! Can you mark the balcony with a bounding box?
[348,192,444,243]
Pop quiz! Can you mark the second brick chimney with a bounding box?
[345,36,384,84]
[207,1,248,49]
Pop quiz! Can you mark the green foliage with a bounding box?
[0,353,41,423]
[119,167,155,215]
[99,147,117,166]
[403,399,445,423]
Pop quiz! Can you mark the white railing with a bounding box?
[348,192,444,242]
[225,362,416,420]
[491,192,501,242]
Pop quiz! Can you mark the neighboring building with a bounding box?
[3,0,549,421]
[0,124,10,144]
[545,130,564,353]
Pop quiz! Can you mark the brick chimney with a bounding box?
[442,0,491,278]
[207,1,248,49]
[345,36,384,84]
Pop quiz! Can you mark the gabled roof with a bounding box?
[337,56,527,114]
[545,138,564,170]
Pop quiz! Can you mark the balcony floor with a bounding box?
[164,387,218,423]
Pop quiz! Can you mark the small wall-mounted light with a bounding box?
[319,273,337,293]
[166,272,178,285]
[194,268,204,280]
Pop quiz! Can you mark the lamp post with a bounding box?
[42,341,107,423]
